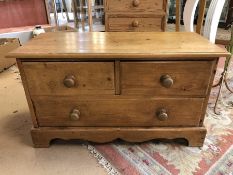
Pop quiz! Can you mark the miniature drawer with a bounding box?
[105,0,166,12]
[121,61,215,97]
[106,16,165,32]
[22,62,115,95]
[33,96,204,127]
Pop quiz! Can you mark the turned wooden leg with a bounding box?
[87,0,93,32]
[196,0,207,34]
[175,0,181,32]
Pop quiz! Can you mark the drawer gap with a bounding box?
[114,60,121,95]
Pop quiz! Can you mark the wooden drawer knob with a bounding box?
[132,20,139,27]
[63,75,76,88]
[156,108,168,121]
[132,0,140,7]
[70,108,80,121]
[160,75,173,88]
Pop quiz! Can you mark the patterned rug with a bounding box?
[87,62,233,175]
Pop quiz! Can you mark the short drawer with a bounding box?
[33,96,204,127]
[121,61,215,97]
[106,0,166,12]
[107,16,164,32]
[22,62,115,95]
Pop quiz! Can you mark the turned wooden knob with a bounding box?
[160,75,173,88]
[132,0,140,7]
[132,20,139,27]
[70,109,80,121]
[63,75,76,88]
[156,108,168,121]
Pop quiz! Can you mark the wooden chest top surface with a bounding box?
[8,32,229,59]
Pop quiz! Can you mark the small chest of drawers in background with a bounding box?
[105,0,167,32]
[7,32,229,148]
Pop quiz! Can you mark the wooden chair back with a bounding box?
[183,0,226,43]
[203,0,226,43]
[183,0,200,32]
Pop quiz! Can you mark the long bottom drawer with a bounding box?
[33,97,204,127]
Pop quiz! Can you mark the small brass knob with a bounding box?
[160,75,174,88]
[70,109,80,121]
[132,20,139,27]
[132,0,140,7]
[63,75,76,88]
[156,108,168,121]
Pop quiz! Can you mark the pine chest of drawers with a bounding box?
[8,32,229,147]
[105,0,167,32]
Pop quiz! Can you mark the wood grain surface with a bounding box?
[32,96,204,127]
[22,62,115,96]
[105,0,165,12]
[7,32,230,59]
[16,60,39,127]
[104,0,167,32]
[121,61,215,97]
[12,31,225,147]
[107,16,164,32]
[31,126,207,147]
